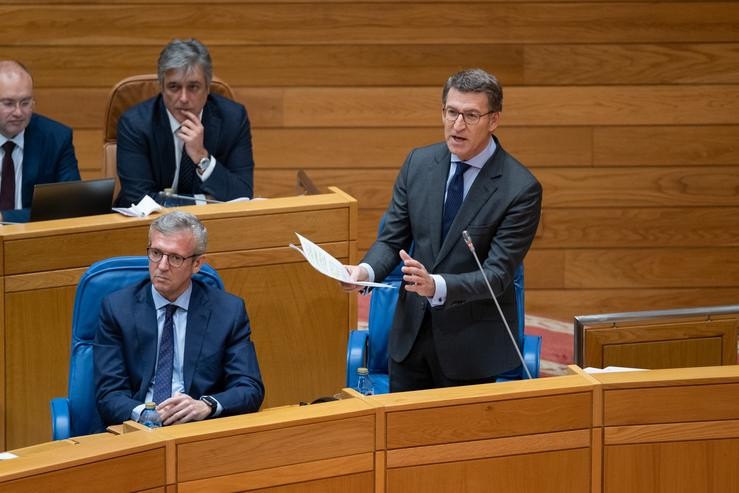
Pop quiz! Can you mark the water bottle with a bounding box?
[355,367,375,396]
[139,402,162,428]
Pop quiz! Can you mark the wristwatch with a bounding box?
[196,155,211,175]
[199,395,217,417]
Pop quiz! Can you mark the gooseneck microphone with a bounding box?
[161,189,223,204]
[462,230,532,379]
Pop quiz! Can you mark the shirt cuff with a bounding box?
[131,403,146,422]
[429,274,446,306]
[358,262,375,282]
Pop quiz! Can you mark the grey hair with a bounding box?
[149,211,208,255]
[157,38,213,86]
[442,68,503,113]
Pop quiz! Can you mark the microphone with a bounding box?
[462,230,532,379]
[161,189,223,204]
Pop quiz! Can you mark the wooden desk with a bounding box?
[593,366,739,493]
[0,431,166,492]
[0,187,358,450]
[370,372,598,493]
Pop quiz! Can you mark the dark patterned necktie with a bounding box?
[152,304,177,404]
[441,162,470,241]
[1,141,16,210]
[178,146,196,194]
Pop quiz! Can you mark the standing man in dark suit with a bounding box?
[115,38,254,207]
[343,68,542,392]
[94,211,264,426]
[0,60,80,223]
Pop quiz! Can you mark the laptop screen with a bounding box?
[30,178,115,222]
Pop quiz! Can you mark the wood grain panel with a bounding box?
[219,262,351,409]
[604,439,739,493]
[177,415,374,482]
[604,419,739,445]
[538,166,739,208]
[564,247,739,289]
[252,126,592,168]
[387,448,591,493]
[527,288,739,323]
[604,382,739,425]
[386,392,591,449]
[603,338,724,369]
[5,286,76,450]
[536,207,739,248]
[2,3,737,45]
[0,448,166,492]
[525,43,739,85]
[11,44,524,88]
[281,86,739,127]
[593,125,739,167]
[178,454,372,493]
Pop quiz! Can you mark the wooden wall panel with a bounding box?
[4,0,739,390]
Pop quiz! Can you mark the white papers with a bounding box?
[0,452,18,460]
[112,195,163,217]
[290,233,396,289]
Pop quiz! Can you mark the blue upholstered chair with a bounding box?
[345,258,541,393]
[50,256,223,440]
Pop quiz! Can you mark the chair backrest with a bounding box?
[101,74,235,196]
[66,256,223,437]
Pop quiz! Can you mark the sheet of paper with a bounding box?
[583,366,647,374]
[0,452,18,460]
[112,195,163,217]
[290,233,396,289]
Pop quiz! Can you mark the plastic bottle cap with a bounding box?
[357,367,369,375]
[145,402,156,409]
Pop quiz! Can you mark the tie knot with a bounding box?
[454,162,469,177]
[2,141,15,153]
[165,304,177,317]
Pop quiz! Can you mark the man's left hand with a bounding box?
[157,392,211,425]
[178,110,208,163]
[400,249,435,297]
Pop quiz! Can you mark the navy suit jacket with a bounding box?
[93,278,264,426]
[362,137,542,380]
[2,113,80,223]
[115,93,254,207]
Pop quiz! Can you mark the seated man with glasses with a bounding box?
[94,211,264,426]
[342,68,542,392]
[0,60,80,223]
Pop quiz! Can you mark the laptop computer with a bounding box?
[30,178,115,222]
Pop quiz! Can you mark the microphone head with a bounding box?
[462,230,475,251]
[162,188,174,197]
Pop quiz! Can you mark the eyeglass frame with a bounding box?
[442,106,496,125]
[146,247,201,268]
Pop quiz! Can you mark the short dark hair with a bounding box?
[442,68,502,113]
[157,38,213,86]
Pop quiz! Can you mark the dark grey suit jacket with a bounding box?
[362,137,542,380]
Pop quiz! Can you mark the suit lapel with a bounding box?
[154,98,177,188]
[183,283,210,393]
[134,286,159,399]
[428,148,451,260]
[20,116,42,191]
[434,146,502,268]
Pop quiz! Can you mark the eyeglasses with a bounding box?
[147,247,200,268]
[443,107,495,125]
[0,98,34,111]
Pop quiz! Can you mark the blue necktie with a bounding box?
[178,146,196,194]
[152,304,177,405]
[441,162,470,241]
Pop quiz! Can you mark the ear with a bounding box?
[191,254,205,275]
[488,112,501,134]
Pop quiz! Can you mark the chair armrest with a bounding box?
[346,329,369,388]
[523,334,542,378]
[50,397,71,440]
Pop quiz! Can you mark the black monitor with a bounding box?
[30,178,115,222]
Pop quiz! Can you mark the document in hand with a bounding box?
[290,233,397,289]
